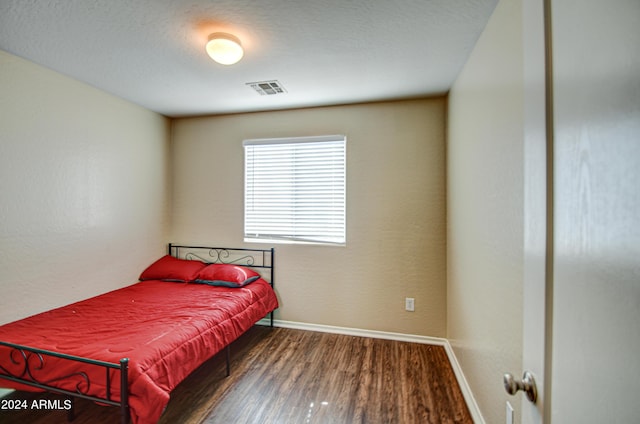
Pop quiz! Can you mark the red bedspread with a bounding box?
[0,279,278,423]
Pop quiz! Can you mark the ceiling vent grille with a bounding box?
[246,80,287,96]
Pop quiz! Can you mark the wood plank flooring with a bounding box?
[0,327,472,423]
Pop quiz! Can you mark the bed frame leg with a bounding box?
[66,396,75,422]
[226,345,231,377]
[120,358,130,424]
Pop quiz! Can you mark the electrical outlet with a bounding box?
[405,297,415,312]
[506,401,514,424]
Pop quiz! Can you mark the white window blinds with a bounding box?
[244,135,346,245]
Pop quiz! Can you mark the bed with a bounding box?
[0,244,278,424]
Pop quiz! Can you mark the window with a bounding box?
[244,135,346,245]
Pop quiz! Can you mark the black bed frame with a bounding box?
[0,244,276,424]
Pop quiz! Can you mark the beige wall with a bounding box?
[0,50,171,324]
[171,99,447,336]
[447,0,524,423]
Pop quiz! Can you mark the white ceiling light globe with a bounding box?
[206,33,244,65]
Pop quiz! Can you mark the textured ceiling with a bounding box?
[0,0,497,117]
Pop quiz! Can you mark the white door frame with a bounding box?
[521,0,551,422]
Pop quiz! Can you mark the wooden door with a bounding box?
[519,0,640,422]
[548,0,640,422]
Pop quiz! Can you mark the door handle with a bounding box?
[503,371,538,403]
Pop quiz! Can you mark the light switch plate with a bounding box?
[506,401,514,424]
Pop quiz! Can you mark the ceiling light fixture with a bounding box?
[205,32,244,65]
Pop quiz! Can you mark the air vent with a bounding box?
[246,80,287,96]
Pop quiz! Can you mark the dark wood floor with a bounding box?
[0,326,472,423]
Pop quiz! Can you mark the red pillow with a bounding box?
[195,264,261,287]
[139,255,207,282]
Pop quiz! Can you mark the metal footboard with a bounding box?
[0,341,129,423]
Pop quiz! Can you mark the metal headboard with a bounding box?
[167,243,275,288]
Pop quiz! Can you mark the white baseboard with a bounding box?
[272,319,450,345]
[256,319,485,423]
[442,342,486,424]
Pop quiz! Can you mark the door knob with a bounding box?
[503,371,538,403]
